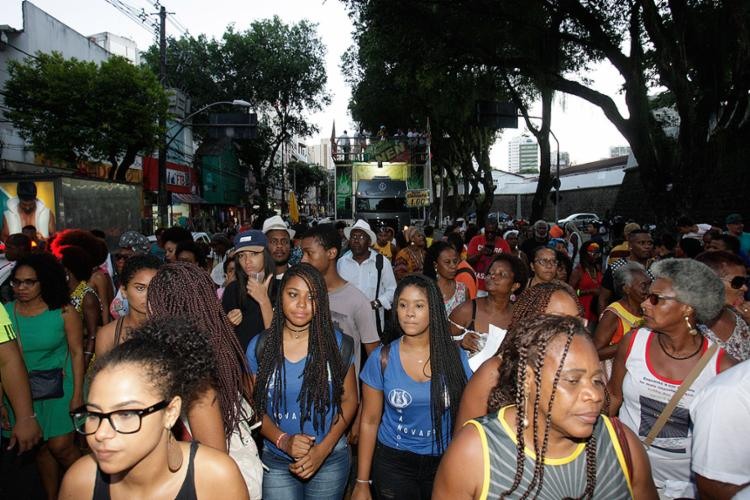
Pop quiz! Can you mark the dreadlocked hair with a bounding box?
[511,280,584,325]
[146,262,249,442]
[491,315,599,500]
[253,263,346,434]
[389,274,469,454]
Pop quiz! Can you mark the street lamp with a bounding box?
[158,99,251,227]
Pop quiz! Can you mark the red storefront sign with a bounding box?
[142,156,194,194]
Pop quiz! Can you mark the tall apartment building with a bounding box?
[507,134,539,173]
[307,139,333,170]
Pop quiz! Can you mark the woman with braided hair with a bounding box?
[434,315,657,499]
[354,274,472,500]
[246,263,357,500]
[147,261,262,498]
[455,281,584,429]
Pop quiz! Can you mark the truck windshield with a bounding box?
[356,198,407,212]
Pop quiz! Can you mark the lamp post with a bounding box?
[157,99,251,228]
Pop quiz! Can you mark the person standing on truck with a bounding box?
[1,181,56,242]
[338,130,352,162]
[466,220,510,297]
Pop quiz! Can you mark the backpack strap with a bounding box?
[374,252,384,338]
[380,342,391,384]
[455,266,476,281]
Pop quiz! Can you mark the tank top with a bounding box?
[444,281,468,316]
[619,328,722,494]
[466,406,632,499]
[93,441,198,500]
[604,302,643,346]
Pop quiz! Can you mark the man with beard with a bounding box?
[2,181,56,242]
[262,215,295,302]
[338,219,397,338]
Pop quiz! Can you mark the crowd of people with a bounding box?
[0,209,748,499]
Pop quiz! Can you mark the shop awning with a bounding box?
[172,193,207,204]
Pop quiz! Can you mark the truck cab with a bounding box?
[355,177,410,230]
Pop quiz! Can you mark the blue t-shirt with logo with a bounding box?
[360,339,472,456]
[246,330,350,459]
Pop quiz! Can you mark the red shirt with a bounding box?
[467,235,511,292]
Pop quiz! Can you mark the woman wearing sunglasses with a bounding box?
[694,251,750,361]
[60,317,248,499]
[608,258,737,499]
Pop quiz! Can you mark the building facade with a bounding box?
[507,134,539,173]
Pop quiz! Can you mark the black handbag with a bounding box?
[28,368,64,400]
[13,304,67,400]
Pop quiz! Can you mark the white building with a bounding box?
[88,32,139,65]
[507,134,539,173]
[1,1,114,165]
[609,145,632,158]
[307,139,333,170]
[550,151,571,168]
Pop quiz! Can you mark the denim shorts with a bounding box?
[261,437,350,500]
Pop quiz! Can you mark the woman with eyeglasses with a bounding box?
[608,258,737,499]
[593,261,649,376]
[4,253,84,500]
[694,251,750,361]
[449,254,527,355]
[59,317,248,499]
[528,246,558,288]
[569,240,603,324]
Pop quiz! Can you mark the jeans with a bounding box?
[371,441,442,500]
[262,438,350,500]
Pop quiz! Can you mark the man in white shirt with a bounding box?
[690,358,750,499]
[337,219,397,338]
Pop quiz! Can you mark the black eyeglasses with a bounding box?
[10,278,39,288]
[724,276,750,290]
[113,254,130,261]
[645,293,679,305]
[70,400,168,436]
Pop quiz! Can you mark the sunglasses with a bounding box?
[114,254,130,261]
[645,293,679,305]
[724,276,750,290]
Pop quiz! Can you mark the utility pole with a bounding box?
[157,5,168,228]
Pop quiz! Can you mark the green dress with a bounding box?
[4,302,74,439]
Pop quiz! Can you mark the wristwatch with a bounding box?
[370,299,381,310]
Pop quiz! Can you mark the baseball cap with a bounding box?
[726,213,743,225]
[118,231,150,255]
[233,230,267,252]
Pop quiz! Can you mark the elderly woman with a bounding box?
[503,229,528,267]
[528,246,558,287]
[393,227,427,280]
[608,258,736,499]
[593,261,649,375]
[694,250,750,361]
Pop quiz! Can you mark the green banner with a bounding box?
[335,165,352,219]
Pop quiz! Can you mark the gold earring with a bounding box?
[167,429,183,472]
[685,316,698,336]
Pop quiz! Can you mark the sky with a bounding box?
[6,0,631,169]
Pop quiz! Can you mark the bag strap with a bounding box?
[339,333,354,370]
[380,342,391,384]
[374,252,384,338]
[113,316,125,346]
[455,267,476,281]
[611,416,633,479]
[643,341,718,447]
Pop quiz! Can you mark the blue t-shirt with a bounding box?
[360,339,472,456]
[246,330,350,459]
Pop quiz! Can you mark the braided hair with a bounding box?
[511,280,584,325]
[490,314,600,499]
[146,262,249,441]
[253,263,346,433]
[389,274,469,454]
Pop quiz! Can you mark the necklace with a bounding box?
[285,324,309,340]
[657,333,703,360]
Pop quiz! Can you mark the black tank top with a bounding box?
[92,440,198,500]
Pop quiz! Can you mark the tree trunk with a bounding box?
[530,85,553,222]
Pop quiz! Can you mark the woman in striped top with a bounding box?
[434,315,657,499]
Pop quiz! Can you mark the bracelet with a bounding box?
[275,432,288,450]
[19,413,37,420]
[356,478,372,484]
[84,351,94,355]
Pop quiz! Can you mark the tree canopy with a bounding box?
[142,16,330,218]
[3,52,168,180]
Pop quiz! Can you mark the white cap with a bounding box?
[262,215,295,239]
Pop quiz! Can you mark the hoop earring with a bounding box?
[684,316,698,336]
[167,429,183,472]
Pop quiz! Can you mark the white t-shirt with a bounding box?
[690,358,750,487]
